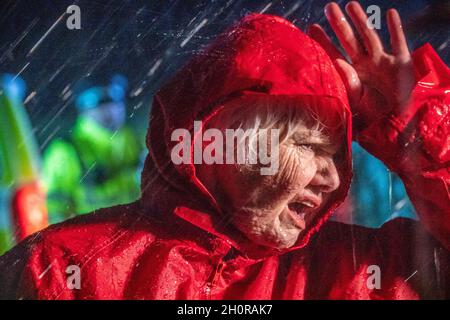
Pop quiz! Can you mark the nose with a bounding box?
[309,156,340,193]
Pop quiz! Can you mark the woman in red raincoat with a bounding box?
[0,2,449,299]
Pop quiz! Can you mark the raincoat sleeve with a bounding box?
[355,44,450,250]
[0,237,39,299]
[0,231,75,300]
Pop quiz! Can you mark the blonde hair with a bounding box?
[204,96,345,168]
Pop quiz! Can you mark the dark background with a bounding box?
[0,0,448,148]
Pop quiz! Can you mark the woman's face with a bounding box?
[199,119,342,249]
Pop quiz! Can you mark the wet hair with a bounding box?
[204,96,345,168]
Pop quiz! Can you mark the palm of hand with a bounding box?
[309,1,415,127]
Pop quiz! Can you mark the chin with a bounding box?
[233,213,302,250]
[253,232,300,249]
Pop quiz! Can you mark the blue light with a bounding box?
[108,74,128,102]
[0,74,26,101]
[76,87,102,110]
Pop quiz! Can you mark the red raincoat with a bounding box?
[1,14,449,299]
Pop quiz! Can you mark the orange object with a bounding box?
[11,181,48,241]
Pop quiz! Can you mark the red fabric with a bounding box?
[1,14,449,300]
[11,181,48,241]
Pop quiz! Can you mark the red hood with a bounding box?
[140,13,353,257]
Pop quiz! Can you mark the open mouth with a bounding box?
[287,199,320,229]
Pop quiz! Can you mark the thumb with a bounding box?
[334,58,362,106]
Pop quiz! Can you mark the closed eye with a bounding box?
[296,143,338,157]
[296,143,315,151]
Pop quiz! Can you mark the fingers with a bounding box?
[387,9,410,57]
[324,2,364,61]
[345,1,384,56]
[308,24,345,61]
[319,1,410,58]
[334,58,363,105]
[308,24,363,105]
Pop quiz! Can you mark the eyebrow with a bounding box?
[291,130,331,144]
[291,130,342,154]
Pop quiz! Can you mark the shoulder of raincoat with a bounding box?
[1,14,449,300]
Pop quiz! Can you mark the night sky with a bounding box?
[0,0,448,148]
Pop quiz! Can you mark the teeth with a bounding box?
[300,201,315,208]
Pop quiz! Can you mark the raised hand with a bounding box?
[309,1,415,130]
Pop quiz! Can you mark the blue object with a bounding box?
[0,74,26,101]
[76,74,128,111]
[332,142,418,228]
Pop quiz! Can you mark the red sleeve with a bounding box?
[0,237,37,299]
[0,232,75,300]
[355,43,450,250]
